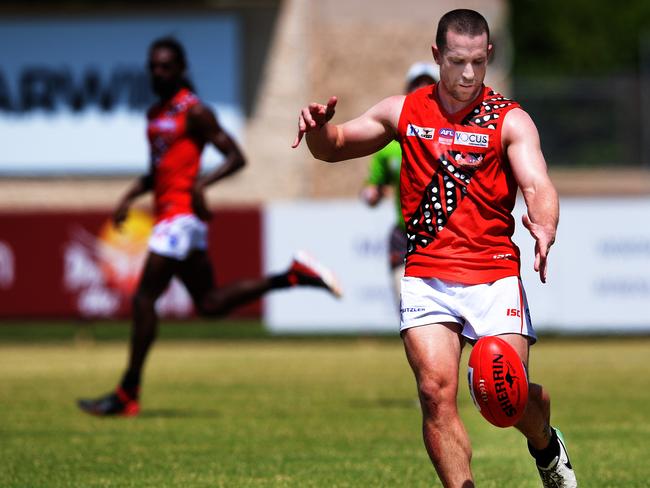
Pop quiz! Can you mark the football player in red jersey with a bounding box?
[78,37,341,417]
[293,10,576,488]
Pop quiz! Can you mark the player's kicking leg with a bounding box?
[529,426,577,488]
[502,336,578,488]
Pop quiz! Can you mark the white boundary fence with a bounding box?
[264,198,650,334]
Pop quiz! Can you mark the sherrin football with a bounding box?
[467,336,528,428]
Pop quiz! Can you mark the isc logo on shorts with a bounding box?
[454,131,489,148]
[506,308,521,317]
[407,124,435,140]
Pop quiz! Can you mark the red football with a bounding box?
[467,336,528,428]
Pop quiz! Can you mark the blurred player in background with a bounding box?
[78,37,341,417]
[293,9,576,488]
[361,62,438,307]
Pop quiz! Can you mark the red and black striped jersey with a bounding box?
[398,84,522,284]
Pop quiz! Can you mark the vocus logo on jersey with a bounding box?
[407,123,435,140]
[454,131,489,148]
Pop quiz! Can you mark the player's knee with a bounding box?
[132,292,155,315]
[528,383,550,407]
[525,382,552,425]
[197,305,226,318]
[417,376,456,418]
[195,296,228,318]
[132,293,144,312]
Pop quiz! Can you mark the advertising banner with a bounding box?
[0,208,261,319]
[514,198,650,332]
[264,199,650,334]
[0,14,242,175]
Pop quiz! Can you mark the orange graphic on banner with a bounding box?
[97,209,153,296]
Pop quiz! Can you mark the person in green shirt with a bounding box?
[361,62,438,306]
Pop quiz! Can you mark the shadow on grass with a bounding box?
[137,408,221,419]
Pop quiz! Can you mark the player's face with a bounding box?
[148,47,184,98]
[433,30,491,105]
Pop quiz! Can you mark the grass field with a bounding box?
[1,322,649,487]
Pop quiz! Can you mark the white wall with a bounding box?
[264,198,650,334]
[264,200,398,333]
[514,197,650,333]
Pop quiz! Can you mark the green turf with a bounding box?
[0,327,649,487]
[0,320,270,342]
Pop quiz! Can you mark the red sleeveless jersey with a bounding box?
[398,85,521,284]
[147,88,204,222]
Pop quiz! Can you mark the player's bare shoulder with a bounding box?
[501,107,541,147]
[187,102,221,139]
[188,102,217,124]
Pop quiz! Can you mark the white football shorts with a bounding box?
[148,213,208,261]
[400,275,536,343]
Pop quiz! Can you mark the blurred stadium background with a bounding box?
[1,1,650,486]
[1,0,648,332]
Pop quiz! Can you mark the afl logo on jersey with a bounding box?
[438,128,455,145]
[407,123,435,140]
[454,131,489,148]
[151,118,177,132]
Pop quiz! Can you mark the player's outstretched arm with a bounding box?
[187,103,246,220]
[292,96,338,150]
[504,108,559,284]
[292,95,404,163]
[113,174,153,228]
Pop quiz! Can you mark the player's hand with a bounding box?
[192,185,213,222]
[112,202,130,229]
[291,96,337,148]
[361,185,382,206]
[522,214,555,284]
